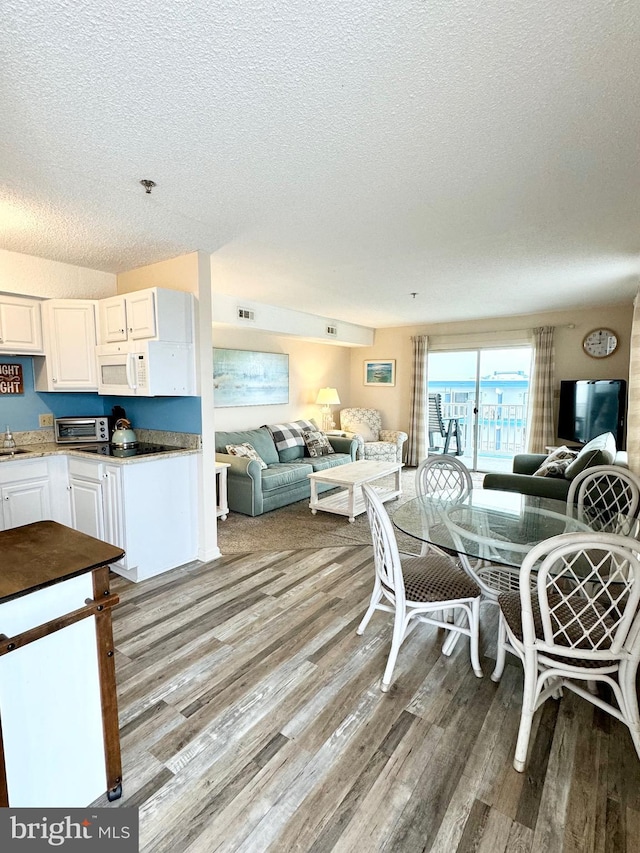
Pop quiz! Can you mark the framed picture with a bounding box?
[213,348,289,407]
[364,359,396,386]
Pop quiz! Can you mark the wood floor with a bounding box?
[94,545,640,852]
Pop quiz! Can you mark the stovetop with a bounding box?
[75,443,180,457]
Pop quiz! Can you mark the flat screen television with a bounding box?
[557,379,626,448]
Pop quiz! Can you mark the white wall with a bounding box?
[213,327,351,432]
[0,249,115,298]
[350,302,634,442]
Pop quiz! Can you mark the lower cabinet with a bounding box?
[67,454,197,582]
[0,457,70,531]
[1,453,197,581]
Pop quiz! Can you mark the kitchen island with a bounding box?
[0,521,124,806]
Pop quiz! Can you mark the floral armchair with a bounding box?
[339,408,408,462]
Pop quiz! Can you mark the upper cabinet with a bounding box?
[34,300,98,392]
[98,288,193,345]
[0,294,43,354]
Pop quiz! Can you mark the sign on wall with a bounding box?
[0,364,24,394]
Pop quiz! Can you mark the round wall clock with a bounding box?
[582,328,619,359]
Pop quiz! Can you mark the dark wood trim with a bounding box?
[93,567,123,799]
[0,590,119,657]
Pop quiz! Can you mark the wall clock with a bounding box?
[582,328,619,359]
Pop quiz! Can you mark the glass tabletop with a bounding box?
[393,488,639,570]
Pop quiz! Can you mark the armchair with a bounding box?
[339,407,407,462]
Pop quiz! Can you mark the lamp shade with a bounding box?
[315,387,341,406]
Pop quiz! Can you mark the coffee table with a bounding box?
[308,459,403,522]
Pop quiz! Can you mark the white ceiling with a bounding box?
[1,1,639,328]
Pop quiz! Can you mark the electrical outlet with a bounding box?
[39,413,54,427]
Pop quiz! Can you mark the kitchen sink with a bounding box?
[0,448,30,456]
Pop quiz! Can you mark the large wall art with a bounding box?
[213,348,289,407]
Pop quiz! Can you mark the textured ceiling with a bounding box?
[1,0,639,327]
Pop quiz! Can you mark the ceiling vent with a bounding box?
[237,307,255,322]
[326,324,338,337]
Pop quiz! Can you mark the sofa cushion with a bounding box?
[261,462,313,492]
[215,427,279,465]
[306,453,353,472]
[565,432,616,480]
[532,446,579,478]
[225,442,267,469]
[264,420,316,462]
[303,429,335,457]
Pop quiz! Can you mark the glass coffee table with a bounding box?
[308,459,403,523]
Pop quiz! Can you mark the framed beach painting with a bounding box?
[364,359,396,386]
[213,348,289,407]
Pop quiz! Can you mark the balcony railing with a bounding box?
[440,401,529,457]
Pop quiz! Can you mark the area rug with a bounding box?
[216,467,484,554]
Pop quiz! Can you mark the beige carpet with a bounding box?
[216,467,484,554]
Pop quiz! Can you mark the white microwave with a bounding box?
[96,341,196,396]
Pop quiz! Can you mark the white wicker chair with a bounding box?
[357,483,482,692]
[567,465,640,534]
[491,532,640,771]
[339,408,407,462]
[415,455,472,558]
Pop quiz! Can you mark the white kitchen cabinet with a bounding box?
[67,454,197,582]
[0,456,70,531]
[69,476,105,539]
[98,288,193,345]
[0,294,43,354]
[34,299,98,391]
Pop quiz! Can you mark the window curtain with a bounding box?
[406,334,428,465]
[527,326,555,453]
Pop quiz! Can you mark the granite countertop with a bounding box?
[0,442,200,465]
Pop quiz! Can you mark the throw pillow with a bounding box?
[532,446,579,478]
[347,419,379,442]
[225,442,267,470]
[264,420,316,452]
[303,429,336,457]
[565,431,616,480]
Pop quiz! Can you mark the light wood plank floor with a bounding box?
[94,546,640,852]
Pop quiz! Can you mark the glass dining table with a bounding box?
[393,487,640,571]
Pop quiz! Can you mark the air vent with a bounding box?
[326,324,338,337]
[237,307,255,322]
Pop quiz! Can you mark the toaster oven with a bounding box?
[54,416,112,444]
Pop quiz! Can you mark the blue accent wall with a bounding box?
[102,396,202,433]
[0,356,201,434]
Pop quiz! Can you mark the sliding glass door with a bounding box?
[427,347,532,472]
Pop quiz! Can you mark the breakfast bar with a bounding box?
[0,521,124,807]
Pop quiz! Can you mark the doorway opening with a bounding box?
[427,347,533,472]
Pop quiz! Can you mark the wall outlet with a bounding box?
[39,413,54,427]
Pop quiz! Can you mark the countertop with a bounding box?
[0,520,125,602]
[0,442,200,465]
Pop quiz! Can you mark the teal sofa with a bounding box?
[483,432,628,502]
[215,425,358,516]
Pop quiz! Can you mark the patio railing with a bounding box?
[441,401,528,457]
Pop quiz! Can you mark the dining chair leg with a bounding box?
[469,598,482,678]
[441,609,462,656]
[514,657,538,772]
[357,582,382,636]
[491,613,508,682]
[620,660,640,759]
[381,610,408,693]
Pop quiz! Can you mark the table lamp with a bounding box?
[316,387,341,432]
